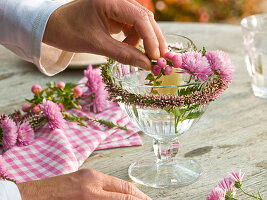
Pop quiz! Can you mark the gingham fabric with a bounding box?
[1,105,142,183]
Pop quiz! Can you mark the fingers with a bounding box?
[108,0,159,60]
[102,174,151,200]
[122,25,141,47]
[98,33,151,70]
[124,0,167,56]
[101,190,149,200]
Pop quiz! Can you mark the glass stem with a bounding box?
[153,138,179,164]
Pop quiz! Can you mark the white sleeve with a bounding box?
[0,0,74,76]
[0,181,22,200]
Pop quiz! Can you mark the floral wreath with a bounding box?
[101,48,234,109]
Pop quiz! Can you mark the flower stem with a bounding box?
[239,187,263,200]
[187,75,192,84]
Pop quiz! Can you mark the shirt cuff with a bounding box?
[0,181,22,200]
[32,2,74,76]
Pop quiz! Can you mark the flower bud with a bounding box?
[31,84,42,94]
[164,66,173,75]
[58,103,64,111]
[172,55,182,68]
[157,58,167,68]
[73,86,83,98]
[152,65,161,75]
[164,52,174,60]
[22,104,30,112]
[57,81,65,90]
[32,106,40,113]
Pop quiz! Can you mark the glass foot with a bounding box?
[128,159,202,188]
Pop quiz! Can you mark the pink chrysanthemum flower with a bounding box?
[206,187,225,200]
[16,122,34,146]
[228,170,244,188]
[0,117,18,152]
[217,177,235,198]
[83,65,109,113]
[40,99,65,130]
[205,50,234,85]
[181,52,212,82]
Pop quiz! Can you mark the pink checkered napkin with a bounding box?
[2,105,142,183]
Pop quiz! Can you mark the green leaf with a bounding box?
[145,73,154,81]
[174,108,186,117]
[155,81,162,86]
[167,60,172,66]
[186,111,204,119]
[202,47,206,56]
[151,90,159,95]
[64,82,77,92]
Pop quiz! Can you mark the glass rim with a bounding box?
[109,34,201,88]
[110,64,202,89]
[164,34,196,51]
[241,13,267,33]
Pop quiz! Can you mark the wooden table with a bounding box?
[1,22,266,199]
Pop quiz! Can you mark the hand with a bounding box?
[43,0,167,70]
[17,169,152,200]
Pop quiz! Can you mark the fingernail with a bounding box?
[136,60,150,70]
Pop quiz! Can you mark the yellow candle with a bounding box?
[156,69,183,95]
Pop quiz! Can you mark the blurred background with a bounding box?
[136,0,267,24]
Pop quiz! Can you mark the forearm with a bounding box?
[0,0,74,76]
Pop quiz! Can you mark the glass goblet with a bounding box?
[109,35,206,188]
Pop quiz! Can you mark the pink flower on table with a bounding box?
[57,81,65,90]
[32,105,40,113]
[40,99,65,130]
[181,52,212,81]
[0,117,18,152]
[83,65,109,113]
[228,170,244,188]
[31,84,42,94]
[58,103,64,111]
[22,104,30,112]
[206,187,225,200]
[16,122,34,146]
[205,50,234,85]
[217,177,235,198]
[73,86,83,98]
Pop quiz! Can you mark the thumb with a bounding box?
[98,33,151,70]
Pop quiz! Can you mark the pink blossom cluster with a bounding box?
[24,84,83,113]
[151,50,234,85]
[151,52,183,76]
[207,170,244,200]
[0,116,34,152]
[39,99,65,130]
[82,65,109,113]
[0,99,66,152]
